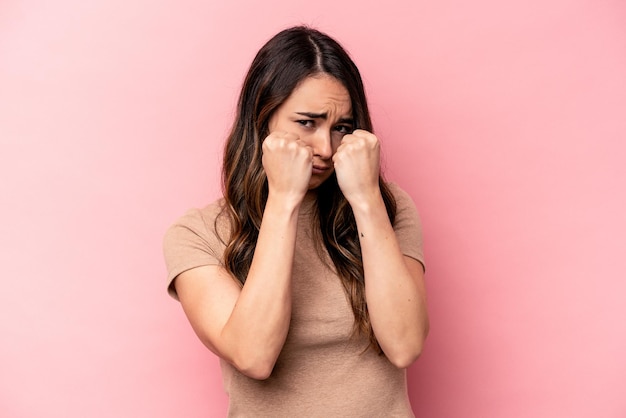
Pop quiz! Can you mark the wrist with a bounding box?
[346,188,385,216]
[265,191,304,215]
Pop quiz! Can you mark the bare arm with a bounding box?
[351,193,429,368]
[175,132,312,380]
[333,129,429,368]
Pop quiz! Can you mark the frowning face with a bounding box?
[268,75,353,189]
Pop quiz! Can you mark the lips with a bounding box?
[312,165,331,174]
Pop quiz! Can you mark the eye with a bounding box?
[296,119,315,128]
[334,124,353,134]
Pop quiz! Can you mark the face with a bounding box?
[267,75,353,190]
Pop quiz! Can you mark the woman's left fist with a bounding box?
[332,129,381,204]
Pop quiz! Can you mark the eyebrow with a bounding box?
[295,112,353,124]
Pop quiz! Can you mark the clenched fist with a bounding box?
[332,129,381,205]
[262,131,313,202]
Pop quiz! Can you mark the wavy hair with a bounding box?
[220,26,397,353]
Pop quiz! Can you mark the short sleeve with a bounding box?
[162,202,228,300]
[388,182,425,271]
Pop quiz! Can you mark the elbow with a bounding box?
[386,324,429,369]
[232,355,277,380]
[386,343,424,369]
[197,340,274,379]
[238,363,274,380]
[197,333,279,380]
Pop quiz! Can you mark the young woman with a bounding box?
[164,26,429,417]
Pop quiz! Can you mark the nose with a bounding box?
[311,129,333,160]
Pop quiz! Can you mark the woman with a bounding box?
[164,26,429,417]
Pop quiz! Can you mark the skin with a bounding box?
[174,75,429,379]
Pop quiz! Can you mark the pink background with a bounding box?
[1,0,625,417]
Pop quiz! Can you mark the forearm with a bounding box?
[220,195,300,378]
[351,191,429,368]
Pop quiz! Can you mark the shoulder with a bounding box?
[385,182,419,218]
[386,181,410,199]
[165,198,228,241]
[384,182,425,267]
[162,198,230,299]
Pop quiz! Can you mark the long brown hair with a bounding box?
[220,26,397,353]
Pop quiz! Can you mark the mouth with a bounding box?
[312,165,331,174]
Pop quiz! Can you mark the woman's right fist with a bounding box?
[262,131,313,200]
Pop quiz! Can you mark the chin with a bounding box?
[309,173,334,190]
[308,178,329,190]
